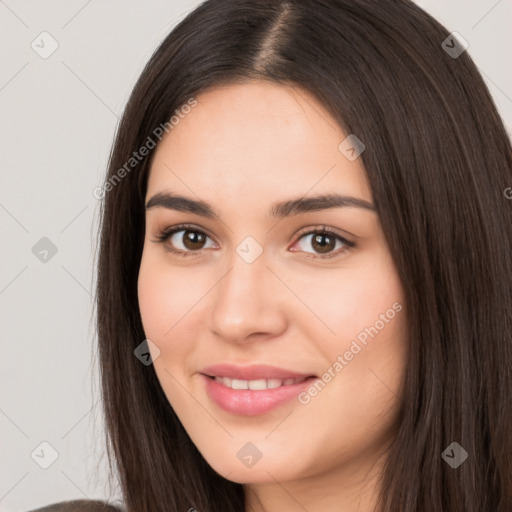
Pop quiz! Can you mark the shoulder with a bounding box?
[27,500,125,512]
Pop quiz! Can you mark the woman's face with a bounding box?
[138,81,407,500]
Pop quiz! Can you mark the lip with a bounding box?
[201,374,317,416]
[200,363,316,381]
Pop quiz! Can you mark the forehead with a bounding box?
[146,81,371,209]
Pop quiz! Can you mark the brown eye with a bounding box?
[153,225,216,257]
[181,230,207,250]
[310,233,337,254]
[291,227,355,259]
[154,224,354,260]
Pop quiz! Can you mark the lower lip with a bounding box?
[201,374,316,416]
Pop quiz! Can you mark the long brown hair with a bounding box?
[95,0,512,510]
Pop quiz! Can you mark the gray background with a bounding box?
[1,1,510,510]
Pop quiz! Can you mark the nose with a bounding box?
[208,249,288,344]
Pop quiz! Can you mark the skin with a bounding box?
[137,81,408,512]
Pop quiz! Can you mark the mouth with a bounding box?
[200,362,317,382]
[199,365,318,416]
[203,375,312,390]
[199,363,318,415]
[203,374,314,391]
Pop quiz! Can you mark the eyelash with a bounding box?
[152,223,355,260]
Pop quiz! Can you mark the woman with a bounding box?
[43,0,512,510]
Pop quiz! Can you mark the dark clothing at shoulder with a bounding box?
[27,500,124,512]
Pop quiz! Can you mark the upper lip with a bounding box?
[200,363,316,381]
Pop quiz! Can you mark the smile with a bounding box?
[201,374,317,416]
[211,375,308,390]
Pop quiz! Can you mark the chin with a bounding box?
[203,453,301,484]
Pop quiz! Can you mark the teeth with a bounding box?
[231,379,248,390]
[248,379,266,390]
[213,376,307,390]
[267,379,282,389]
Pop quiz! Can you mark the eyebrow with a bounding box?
[145,192,376,218]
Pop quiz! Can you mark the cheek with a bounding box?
[137,249,200,339]
[302,247,404,347]
[299,247,407,411]
[137,254,201,403]
[137,268,167,340]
